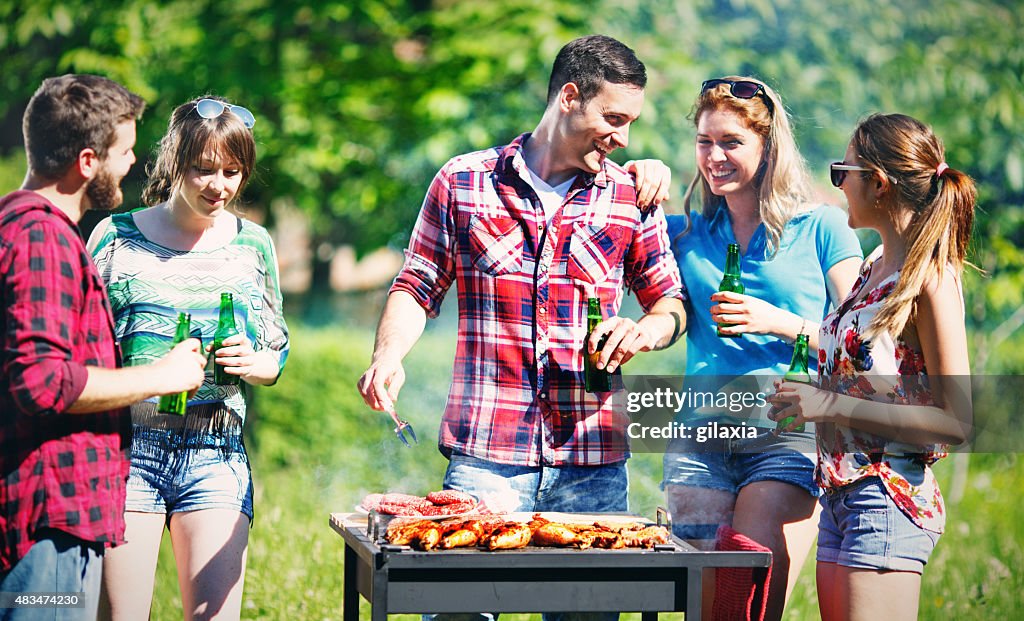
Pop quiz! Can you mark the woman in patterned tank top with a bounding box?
[768,113,975,620]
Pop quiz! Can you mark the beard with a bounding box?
[84,165,124,212]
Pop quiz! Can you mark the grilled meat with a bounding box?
[620,525,671,548]
[531,523,580,547]
[577,529,625,550]
[440,528,480,549]
[427,490,476,505]
[383,513,669,551]
[385,518,443,550]
[485,522,532,550]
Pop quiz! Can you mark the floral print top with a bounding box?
[816,247,957,533]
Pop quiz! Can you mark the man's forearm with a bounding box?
[638,297,686,350]
[371,291,429,363]
[66,365,170,413]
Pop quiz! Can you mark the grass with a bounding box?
[140,322,1022,620]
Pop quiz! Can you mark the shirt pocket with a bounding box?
[466,214,524,277]
[566,221,631,285]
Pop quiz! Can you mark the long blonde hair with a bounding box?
[851,113,976,338]
[678,76,813,256]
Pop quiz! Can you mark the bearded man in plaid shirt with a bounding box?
[359,35,683,610]
[0,75,206,620]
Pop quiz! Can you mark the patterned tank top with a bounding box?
[816,247,961,533]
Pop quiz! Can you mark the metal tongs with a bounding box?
[383,401,418,447]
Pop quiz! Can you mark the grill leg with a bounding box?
[641,613,659,621]
[344,544,359,621]
[371,566,388,621]
[686,568,703,620]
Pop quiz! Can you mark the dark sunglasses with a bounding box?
[194,98,256,129]
[701,79,774,114]
[829,162,874,188]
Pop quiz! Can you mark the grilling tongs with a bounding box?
[383,401,418,447]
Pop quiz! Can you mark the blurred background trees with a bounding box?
[2,0,1022,370]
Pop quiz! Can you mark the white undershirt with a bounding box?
[525,166,574,224]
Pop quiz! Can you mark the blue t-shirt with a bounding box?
[670,203,862,378]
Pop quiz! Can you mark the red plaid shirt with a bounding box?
[0,191,130,572]
[392,134,684,466]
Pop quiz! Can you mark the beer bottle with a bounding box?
[584,297,612,393]
[213,292,241,386]
[157,312,191,416]
[717,243,744,337]
[775,333,811,432]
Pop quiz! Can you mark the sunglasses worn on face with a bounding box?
[701,79,774,114]
[195,98,256,129]
[830,162,874,187]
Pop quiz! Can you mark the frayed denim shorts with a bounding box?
[816,476,939,573]
[662,423,819,497]
[125,424,254,521]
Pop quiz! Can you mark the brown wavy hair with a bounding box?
[850,113,976,338]
[141,96,256,206]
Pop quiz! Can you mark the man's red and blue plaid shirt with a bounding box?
[392,134,684,466]
[0,191,130,572]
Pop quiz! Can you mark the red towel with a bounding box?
[711,525,772,621]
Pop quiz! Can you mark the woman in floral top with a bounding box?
[768,113,975,621]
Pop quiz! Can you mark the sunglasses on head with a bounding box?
[701,79,774,114]
[194,98,256,129]
[829,162,874,187]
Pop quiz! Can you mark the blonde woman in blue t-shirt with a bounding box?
[633,77,861,621]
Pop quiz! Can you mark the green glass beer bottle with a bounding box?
[584,297,612,393]
[775,332,811,432]
[717,243,744,337]
[213,293,241,386]
[157,312,191,416]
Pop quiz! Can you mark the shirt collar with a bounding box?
[706,203,768,256]
[497,133,607,191]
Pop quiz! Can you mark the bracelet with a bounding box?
[798,318,807,336]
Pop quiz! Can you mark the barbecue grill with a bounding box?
[330,511,771,620]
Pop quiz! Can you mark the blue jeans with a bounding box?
[425,453,626,621]
[443,451,628,514]
[0,529,102,621]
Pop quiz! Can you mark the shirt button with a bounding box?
[541,392,548,399]
[540,307,547,314]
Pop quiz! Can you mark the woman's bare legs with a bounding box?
[732,481,819,621]
[817,561,922,621]
[98,512,167,621]
[169,509,250,621]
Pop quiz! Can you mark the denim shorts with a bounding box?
[817,476,939,573]
[662,424,819,498]
[443,451,628,513]
[125,425,254,521]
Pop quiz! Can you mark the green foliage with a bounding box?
[4,0,1021,363]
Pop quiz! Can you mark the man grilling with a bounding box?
[357,35,684,621]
